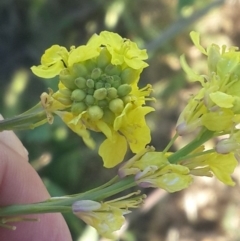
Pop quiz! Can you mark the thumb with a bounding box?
[0,121,72,241]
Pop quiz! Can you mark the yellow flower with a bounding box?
[181,150,238,186]
[31,31,154,167]
[72,192,144,239]
[119,150,193,193]
[177,31,240,135]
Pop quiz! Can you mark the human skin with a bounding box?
[0,116,72,241]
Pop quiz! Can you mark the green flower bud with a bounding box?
[111,77,122,89]
[59,69,76,90]
[109,98,124,114]
[95,81,104,89]
[59,88,72,97]
[75,77,87,89]
[121,68,139,84]
[57,97,72,105]
[85,95,95,106]
[86,79,95,88]
[88,106,104,121]
[71,63,88,77]
[104,83,111,89]
[98,99,108,108]
[107,87,118,99]
[122,95,132,104]
[113,75,121,82]
[85,59,96,72]
[87,88,95,95]
[71,89,86,101]
[71,102,87,115]
[105,64,121,75]
[93,88,107,100]
[91,68,102,80]
[102,108,115,124]
[117,84,132,97]
[97,48,111,68]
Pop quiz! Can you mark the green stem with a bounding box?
[168,129,214,164]
[163,132,179,153]
[0,102,48,132]
[0,176,136,217]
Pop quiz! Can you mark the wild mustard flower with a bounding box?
[119,150,193,192]
[72,191,145,239]
[177,31,240,135]
[31,31,154,167]
[180,149,238,186]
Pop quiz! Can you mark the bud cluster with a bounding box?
[57,47,138,122]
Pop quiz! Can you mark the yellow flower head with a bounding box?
[72,191,145,239]
[31,31,154,167]
[177,31,240,135]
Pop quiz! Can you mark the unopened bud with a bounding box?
[95,81,104,89]
[97,48,111,68]
[88,105,104,120]
[85,95,95,106]
[98,99,108,108]
[75,77,87,89]
[107,87,118,99]
[86,79,95,88]
[91,68,102,80]
[71,89,86,101]
[117,84,132,97]
[59,69,76,90]
[215,138,239,154]
[121,68,139,84]
[71,102,87,115]
[71,63,88,77]
[109,98,124,114]
[72,200,101,212]
[105,64,121,75]
[93,88,107,100]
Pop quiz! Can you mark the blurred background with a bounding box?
[1,0,240,240]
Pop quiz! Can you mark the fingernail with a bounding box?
[0,114,29,161]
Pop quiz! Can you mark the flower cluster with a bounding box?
[31,31,154,167]
[119,147,193,192]
[177,31,240,140]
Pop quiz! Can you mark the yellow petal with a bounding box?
[68,45,100,66]
[31,61,65,78]
[99,133,127,168]
[190,31,207,55]
[207,153,237,186]
[209,91,235,108]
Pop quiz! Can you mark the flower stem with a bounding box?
[0,176,136,217]
[0,103,47,131]
[168,129,214,164]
